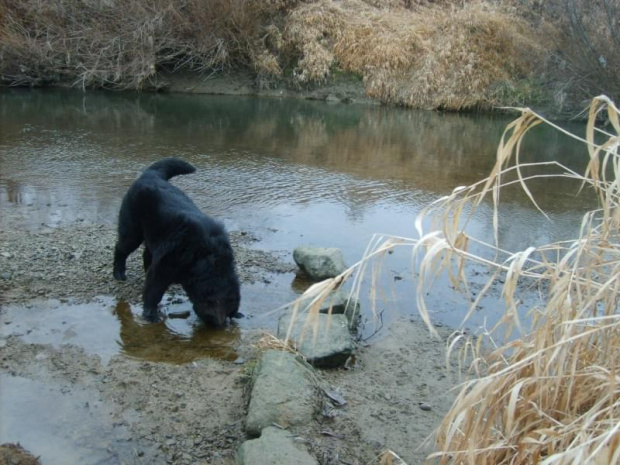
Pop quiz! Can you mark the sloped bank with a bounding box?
[2,0,575,113]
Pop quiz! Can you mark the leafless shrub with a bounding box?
[554,0,620,102]
[0,0,288,90]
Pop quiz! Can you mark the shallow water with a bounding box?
[1,297,240,364]
[0,89,595,344]
[0,375,138,465]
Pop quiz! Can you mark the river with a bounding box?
[0,89,596,335]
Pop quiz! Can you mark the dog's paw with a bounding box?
[231,312,245,319]
[113,270,127,281]
[142,308,163,323]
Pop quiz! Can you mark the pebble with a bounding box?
[1,272,11,280]
[419,403,432,411]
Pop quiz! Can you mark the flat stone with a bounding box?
[278,312,355,368]
[293,246,347,281]
[236,427,318,465]
[317,290,361,331]
[245,350,318,437]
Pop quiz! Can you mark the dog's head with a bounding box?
[194,291,240,327]
[190,267,241,327]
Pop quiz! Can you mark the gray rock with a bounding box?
[245,350,317,437]
[278,312,355,368]
[318,290,361,331]
[236,427,318,465]
[293,246,347,281]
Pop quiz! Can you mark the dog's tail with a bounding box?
[146,158,196,180]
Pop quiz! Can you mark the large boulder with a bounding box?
[278,312,355,368]
[245,350,318,437]
[236,426,318,465]
[293,246,347,281]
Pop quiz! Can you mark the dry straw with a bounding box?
[292,96,620,464]
[421,97,620,464]
[285,0,545,109]
[1,0,547,109]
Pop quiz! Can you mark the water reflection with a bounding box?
[114,300,239,363]
[0,298,239,364]
[0,89,592,222]
[0,375,132,465]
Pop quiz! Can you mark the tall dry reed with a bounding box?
[423,96,620,464]
[290,96,620,463]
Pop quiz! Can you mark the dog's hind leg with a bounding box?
[113,216,143,281]
[142,263,173,322]
[113,237,142,281]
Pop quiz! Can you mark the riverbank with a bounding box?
[2,0,615,116]
[160,70,376,106]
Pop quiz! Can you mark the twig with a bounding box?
[361,309,384,343]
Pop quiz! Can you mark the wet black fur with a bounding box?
[113,158,240,326]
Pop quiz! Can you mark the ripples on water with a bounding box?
[0,89,595,331]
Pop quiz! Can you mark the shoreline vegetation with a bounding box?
[1,0,618,116]
[293,96,620,463]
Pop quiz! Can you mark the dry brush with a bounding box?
[291,95,620,463]
[1,0,550,109]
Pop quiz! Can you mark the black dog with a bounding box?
[113,158,240,326]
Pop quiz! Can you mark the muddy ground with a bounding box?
[0,217,461,465]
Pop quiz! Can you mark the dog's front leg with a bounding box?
[143,247,152,272]
[142,264,172,322]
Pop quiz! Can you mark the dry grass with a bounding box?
[2,0,616,110]
[254,333,300,355]
[0,0,287,90]
[285,0,546,109]
[291,95,620,463]
[426,97,620,464]
[0,0,549,109]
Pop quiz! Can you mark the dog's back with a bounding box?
[127,159,202,240]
